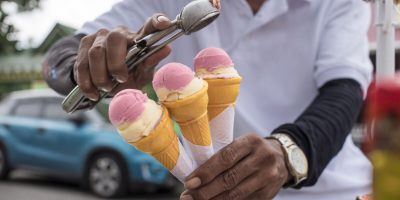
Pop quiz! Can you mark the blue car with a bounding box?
[0,89,176,198]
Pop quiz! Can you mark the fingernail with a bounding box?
[180,195,194,200]
[157,16,169,23]
[185,177,201,189]
[99,87,111,93]
[114,76,127,83]
[88,95,98,102]
[180,190,189,197]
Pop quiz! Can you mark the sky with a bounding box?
[4,0,122,49]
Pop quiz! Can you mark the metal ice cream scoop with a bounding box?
[62,0,220,113]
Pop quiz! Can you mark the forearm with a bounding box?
[272,79,364,188]
[42,34,85,95]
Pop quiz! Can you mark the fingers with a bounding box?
[188,156,255,200]
[74,15,172,100]
[133,45,171,87]
[211,174,267,200]
[89,29,113,92]
[210,0,221,9]
[246,175,283,200]
[113,26,136,46]
[75,27,135,100]
[106,30,130,83]
[180,190,189,199]
[181,135,288,200]
[136,13,172,40]
[108,45,171,95]
[74,34,99,101]
[185,135,255,190]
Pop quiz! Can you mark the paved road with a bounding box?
[0,171,179,200]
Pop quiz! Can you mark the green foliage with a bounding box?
[0,0,41,54]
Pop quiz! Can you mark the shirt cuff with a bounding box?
[314,65,372,98]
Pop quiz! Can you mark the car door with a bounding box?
[33,97,90,174]
[6,98,46,167]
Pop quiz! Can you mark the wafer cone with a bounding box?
[205,77,241,152]
[129,107,194,182]
[162,82,211,146]
[206,77,241,120]
[162,81,213,166]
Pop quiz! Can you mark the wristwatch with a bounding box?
[268,133,308,187]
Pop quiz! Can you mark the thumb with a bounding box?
[135,13,172,41]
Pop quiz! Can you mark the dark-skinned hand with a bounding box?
[180,134,292,200]
[73,13,173,101]
[74,0,221,101]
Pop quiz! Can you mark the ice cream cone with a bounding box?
[153,63,214,166]
[130,107,179,170]
[127,107,194,182]
[194,47,242,152]
[109,89,196,182]
[162,82,211,147]
[205,77,241,152]
[206,77,242,120]
[162,81,214,166]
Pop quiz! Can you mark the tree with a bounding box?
[0,0,41,54]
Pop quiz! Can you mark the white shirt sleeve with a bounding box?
[77,0,183,35]
[314,1,373,95]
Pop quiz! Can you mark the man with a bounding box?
[43,0,373,199]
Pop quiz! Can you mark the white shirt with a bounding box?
[79,0,373,199]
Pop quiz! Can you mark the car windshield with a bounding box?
[1,90,119,132]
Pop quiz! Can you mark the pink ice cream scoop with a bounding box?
[108,89,148,126]
[194,47,234,72]
[152,62,195,91]
[152,62,204,102]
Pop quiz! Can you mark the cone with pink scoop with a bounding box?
[108,89,195,182]
[153,63,214,166]
[194,47,242,152]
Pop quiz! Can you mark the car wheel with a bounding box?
[87,153,128,198]
[0,144,10,180]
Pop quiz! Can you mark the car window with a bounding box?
[42,98,85,122]
[42,102,71,121]
[12,99,43,118]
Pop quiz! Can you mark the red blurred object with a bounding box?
[364,75,400,200]
[363,75,400,153]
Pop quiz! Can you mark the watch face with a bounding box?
[289,148,308,175]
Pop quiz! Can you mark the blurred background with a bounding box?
[0,0,180,199]
[0,0,399,199]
